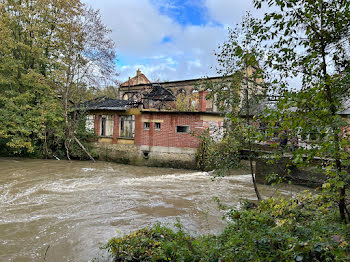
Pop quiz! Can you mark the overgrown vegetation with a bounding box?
[102,193,350,262]
[196,129,241,173]
[0,0,116,159]
[253,0,350,222]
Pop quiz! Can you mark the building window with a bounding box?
[122,93,128,100]
[100,115,113,137]
[120,115,135,138]
[85,115,94,132]
[155,122,161,130]
[176,126,190,133]
[144,122,150,130]
[101,117,106,136]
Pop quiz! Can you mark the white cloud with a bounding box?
[83,0,180,56]
[205,0,252,26]
[82,0,256,83]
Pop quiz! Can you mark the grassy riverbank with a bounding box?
[101,193,350,262]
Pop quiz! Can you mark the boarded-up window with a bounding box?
[101,115,113,137]
[86,115,94,132]
[120,115,135,138]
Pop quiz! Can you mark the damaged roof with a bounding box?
[79,96,135,111]
[143,84,175,101]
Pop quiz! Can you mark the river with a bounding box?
[0,158,306,261]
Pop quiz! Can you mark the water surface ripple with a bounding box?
[0,158,304,261]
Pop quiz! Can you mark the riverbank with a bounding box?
[102,194,350,262]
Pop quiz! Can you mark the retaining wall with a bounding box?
[90,142,197,169]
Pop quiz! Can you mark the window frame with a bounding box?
[144,122,150,130]
[119,115,135,138]
[176,125,190,133]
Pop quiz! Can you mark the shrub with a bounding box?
[102,194,350,262]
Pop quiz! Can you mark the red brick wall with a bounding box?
[94,114,101,136]
[135,113,205,148]
[112,114,119,144]
[134,114,143,145]
[198,91,208,112]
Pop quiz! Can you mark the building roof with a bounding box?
[143,84,175,101]
[140,109,223,116]
[120,69,151,87]
[80,96,135,111]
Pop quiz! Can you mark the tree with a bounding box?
[0,0,65,156]
[174,92,198,111]
[253,0,350,222]
[202,14,266,201]
[53,2,117,160]
[94,85,120,99]
[0,0,117,159]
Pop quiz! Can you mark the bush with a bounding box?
[102,194,350,262]
[196,129,241,173]
[103,220,217,262]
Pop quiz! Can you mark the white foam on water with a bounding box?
[81,168,96,172]
[0,175,106,207]
[119,172,211,185]
[41,176,105,193]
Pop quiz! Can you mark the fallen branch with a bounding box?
[43,244,50,261]
[64,140,71,160]
[74,136,96,162]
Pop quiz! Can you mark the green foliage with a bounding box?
[196,129,241,173]
[0,0,115,159]
[252,0,350,221]
[103,194,350,262]
[58,113,97,160]
[103,220,218,262]
[174,93,199,112]
[203,13,266,200]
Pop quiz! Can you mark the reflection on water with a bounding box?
[0,158,305,261]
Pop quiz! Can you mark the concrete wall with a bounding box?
[255,158,327,187]
[90,142,197,169]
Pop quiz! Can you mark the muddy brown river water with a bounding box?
[0,158,306,261]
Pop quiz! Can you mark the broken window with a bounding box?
[101,117,106,136]
[100,115,113,137]
[120,115,135,138]
[176,126,190,133]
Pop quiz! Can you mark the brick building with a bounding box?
[84,90,224,168]
[119,69,221,112]
[119,67,264,112]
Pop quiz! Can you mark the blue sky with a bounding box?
[151,0,214,26]
[82,0,260,83]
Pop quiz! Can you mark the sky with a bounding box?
[82,0,263,83]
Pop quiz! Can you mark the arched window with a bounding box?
[122,93,129,100]
[176,88,186,96]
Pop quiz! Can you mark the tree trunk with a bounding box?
[320,21,347,222]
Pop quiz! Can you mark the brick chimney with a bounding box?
[136,68,141,76]
[198,91,207,112]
